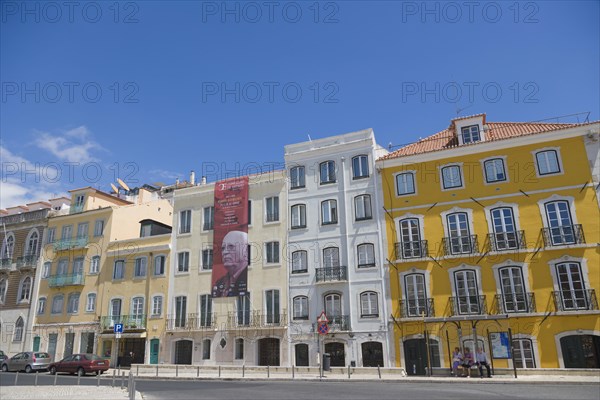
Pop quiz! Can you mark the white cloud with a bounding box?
[148,169,182,181]
[33,126,102,163]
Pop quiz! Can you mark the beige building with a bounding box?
[166,170,289,366]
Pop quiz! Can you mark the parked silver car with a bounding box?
[1,352,51,373]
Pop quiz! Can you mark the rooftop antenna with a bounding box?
[110,183,119,194]
[456,104,473,116]
[117,178,130,191]
[307,134,312,141]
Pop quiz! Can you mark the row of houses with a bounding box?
[1,113,599,373]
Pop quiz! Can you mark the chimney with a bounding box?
[201,176,207,185]
[190,170,196,185]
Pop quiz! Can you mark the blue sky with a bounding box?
[1,0,598,208]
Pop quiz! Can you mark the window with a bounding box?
[134,257,147,278]
[76,222,89,239]
[154,255,166,275]
[51,294,64,314]
[202,339,211,360]
[94,220,104,237]
[404,273,428,317]
[290,166,305,189]
[293,296,309,320]
[46,227,56,244]
[179,210,191,234]
[0,279,6,303]
[90,256,100,274]
[461,125,481,144]
[535,150,560,175]
[441,165,463,189]
[152,295,163,317]
[74,194,85,208]
[237,294,251,326]
[141,224,151,237]
[61,225,72,240]
[357,243,375,268]
[248,200,252,226]
[202,249,213,270]
[86,293,96,312]
[265,289,280,324]
[324,293,342,317]
[235,338,244,360]
[80,332,95,354]
[67,293,80,314]
[398,218,424,258]
[199,294,212,327]
[360,291,379,317]
[37,297,46,314]
[446,212,473,254]
[14,317,24,342]
[291,204,306,229]
[177,252,189,273]
[2,233,14,258]
[453,270,481,315]
[354,195,372,221]
[110,299,122,325]
[291,250,308,273]
[484,158,506,183]
[265,196,279,222]
[544,201,576,245]
[266,241,280,264]
[319,160,336,184]
[321,199,338,225]
[73,257,84,275]
[490,208,518,250]
[25,230,39,256]
[203,206,214,231]
[174,296,187,328]
[513,339,536,368]
[396,173,415,196]
[113,260,125,280]
[555,262,588,310]
[323,247,340,268]
[498,267,528,313]
[57,258,68,275]
[42,262,51,278]
[131,297,144,324]
[352,155,369,179]
[18,276,32,302]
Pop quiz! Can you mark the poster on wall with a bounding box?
[489,332,511,359]
[211,176,249,298]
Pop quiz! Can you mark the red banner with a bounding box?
[211,176,249,297]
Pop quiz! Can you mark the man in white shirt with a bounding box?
[475,347,492,378]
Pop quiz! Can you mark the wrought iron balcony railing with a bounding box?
[165,313,215,331]
[398,298,435,318]
[226,310,287,328]
[16,256,38,269]
[449,295,487,316]
[100,315,147,331]
[53,237,89,251]
[0,258,12,270]
[328,315,351,331]
[394,240,429,259]
[315,266,347,283]
[494,293,536,314]
[48,273,85,287]
[442,235,479,256]
[552,289,598,311]
[69,204,85,214]
[487,230,526,252]
[542,225,585,247]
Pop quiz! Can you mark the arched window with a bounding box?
[19,277,32,302]
[0,278,7,302]
[292,296,309,320]
[1,233,15,259]
[360,291,379,317]
[25,229,39,256]
[14,317,24,342]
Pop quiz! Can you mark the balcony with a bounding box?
[398,298,435,318]
[53,237,89,251]
[552,289,598,312]
[16,256,38,270]
[315,266,347,283]
[165,313,215,331]
[226,310,287,329]
[0,258,12,270]
[442,235,479,256]
[48,273,85,287]
[494,293,536,314]
[101,315,147,331]
[542,225,585,247]
[0,209,49,225]
[69,204,85,214]
[487,231,526,252]
[328,315,351,331]
[449,295,487,316]
[394,240,428,260]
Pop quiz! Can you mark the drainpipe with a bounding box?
[339,156,354,365]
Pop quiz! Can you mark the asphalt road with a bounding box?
[1,372,598,400]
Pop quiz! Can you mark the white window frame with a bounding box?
[67,292,80,314]
[90,256,100,274]
[94,220,105,237]
[291,204,306,229]
[1,232,15,259]
[154,255,166,276]
[45,227,56,244]
[352,155,369,179]
[265,196,280,223]
[24,229,39,256]
[42,262,51,278]
[289,165,306,189]
[37,297,47,314]
[0,278,7,303]
[448,264,483,315]
[481,156,508,184]
[439,163,464,190]
[18,276,32,303]
[134,256,147,278]
[51,294,64,314]
[291,250,308,274]
[533,147,563,177]
[113,259,125,280]
[354,194,372,221]
[151,295,163,317]
[179,210,192,235]
[76,222,89,239]
[461,124,481,144]
[86,293,96,313]
[292,295,309,320]
[321,199,338,225]
[357,243,375,268]
[360,291,379,318]
[395,171,416,196]
[319,160,336,184]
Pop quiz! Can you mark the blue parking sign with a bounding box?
[114,323,124,334]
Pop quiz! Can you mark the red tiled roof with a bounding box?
[379,119,598,161]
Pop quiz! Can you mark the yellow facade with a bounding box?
[377,116,600,372]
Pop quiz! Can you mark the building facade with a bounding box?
[284,129,392,368]
[377,114,600,373]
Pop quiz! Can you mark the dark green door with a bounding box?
[404,339,427,375]
[561,335,600,368]
[150,339,159,364]
[33,336,41,352]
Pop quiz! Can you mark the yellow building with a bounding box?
[377,114,600,373]
[32,186,172,365]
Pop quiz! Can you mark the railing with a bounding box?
[542,225,585,247]
[100,315,147,330]
[398,298,435,318]
[226,310,287,328]
[442,235,478,256]
[165,313,215,330]
[449,295,487,316]
[53,236,89,251]
[487,230,526,252]
[328,315,351,331]
[315,266,347,283]
[494,293,536,314]
[0,209,49,225]
[16,255,38,269]
[0,258,12,269]
[394,240,428,259]
[552,289,598,311]
[48,273,85,287]
[69,204,85,214]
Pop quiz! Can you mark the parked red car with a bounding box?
[48,353,109,376]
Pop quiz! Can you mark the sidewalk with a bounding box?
[1,386,143,400]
